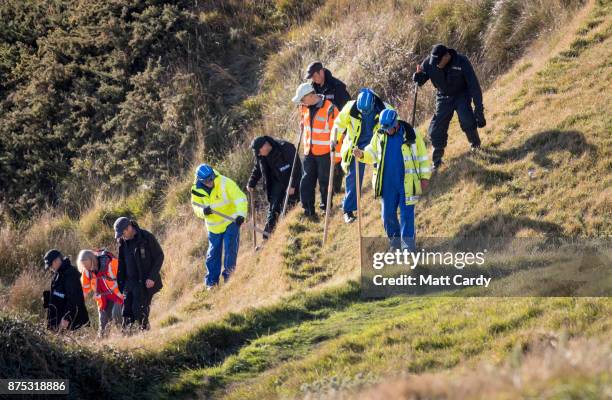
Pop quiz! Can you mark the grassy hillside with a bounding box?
[0,0,610,399]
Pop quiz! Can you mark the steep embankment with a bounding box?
[1,0,610,399]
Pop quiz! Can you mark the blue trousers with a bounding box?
[342,160,366,213]
[381,186,415,251]
[205,222,240,287]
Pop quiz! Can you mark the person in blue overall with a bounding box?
[354,109,431,250]
[413,44,486,169]
[333,88,392,224]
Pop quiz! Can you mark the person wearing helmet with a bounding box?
[332,88,393,223]
[353,109,431,250]
[191,164,247,290]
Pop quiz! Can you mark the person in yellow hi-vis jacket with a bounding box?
[353,109,431,251]
[333,88,394,224]
[191,164,247,289]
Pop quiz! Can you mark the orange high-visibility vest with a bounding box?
[301,99,342,163]
[81,251,124,311]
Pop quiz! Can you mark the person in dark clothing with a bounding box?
[306,61,352,194]
[114,217,164,331]
[247,136,301,235]
[43,249,89,331]
[413,44,486,169]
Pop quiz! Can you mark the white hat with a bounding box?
[292,82,315,104]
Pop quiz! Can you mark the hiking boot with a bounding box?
[432,160,444,172]
[319,203,326,211]
[344,211,356,224]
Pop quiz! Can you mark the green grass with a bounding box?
[159,295,611,399]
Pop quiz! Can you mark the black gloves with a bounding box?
[235,216,245,227]
[412,72,427,86]
[475,108,486,128]
[203,206,213,215]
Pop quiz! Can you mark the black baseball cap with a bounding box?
[430,44,448,66]
[304,61,323,79]
[251,136,269,152]
[113,217,130,239]
[43,249,63,270]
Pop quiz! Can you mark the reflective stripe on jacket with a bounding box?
[301,99,341,161]
[81,252,123,311]
[361,120,431,205]
[191,172,248,234]
[333,95,394,172]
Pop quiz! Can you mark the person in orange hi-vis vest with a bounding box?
[292,82,342,217]
[77,249,124,337]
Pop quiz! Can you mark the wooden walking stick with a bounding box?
[411,82,419,127]
[281,117,303,217]
[322,148,335,245]
[354,151,363,266]
[249,192,257,250]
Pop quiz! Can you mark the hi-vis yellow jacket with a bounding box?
[332,94,394,172]
[360,120,431,205]
[191,172,248,234]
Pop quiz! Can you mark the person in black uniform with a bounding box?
[306,61,351,194]
[413,44,486,169]
[43,249,89,331]
[247,135,301,236]
[114,217,164,331]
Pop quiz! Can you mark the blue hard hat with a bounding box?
[195,164,215,181]
[356,88,375,114]
[379,108,398,132]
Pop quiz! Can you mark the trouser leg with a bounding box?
[265,184,285,234]
[205,231,223,287]
[428,96,455,166]
[333,163,344,194]
[342,160,366,213]
[222,222,240,282]
[122,288,134,329]
[99,301,112,335]
[316,154,331,209]
[455,94,481,147]
[399,202,416,251]
[300,155,317,213]
[381,189,401,249]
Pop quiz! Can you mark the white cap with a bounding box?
[292,82,315,104]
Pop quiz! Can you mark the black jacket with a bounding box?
[45,258,89,330]
[117,222,164,295]
[414,48,483,111]
[248,136,301,201]
[313,69,351,110]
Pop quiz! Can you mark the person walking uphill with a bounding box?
[412,44,486,169]
[353,109,431,250]
[333,88,393,224]
[191,164,247,290]
[114,217,164,331]
[42,249,89,331]
[247,136,301,236]
[293,82,341,217]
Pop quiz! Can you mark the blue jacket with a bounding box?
[414,48,483,111]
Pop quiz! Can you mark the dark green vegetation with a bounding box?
[0,0,321,219]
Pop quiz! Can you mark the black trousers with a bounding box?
[300,153,331,212]
[333,163,344,194]
[122,283,155,330]
[265,182,298,234]
[428,93,481,164]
